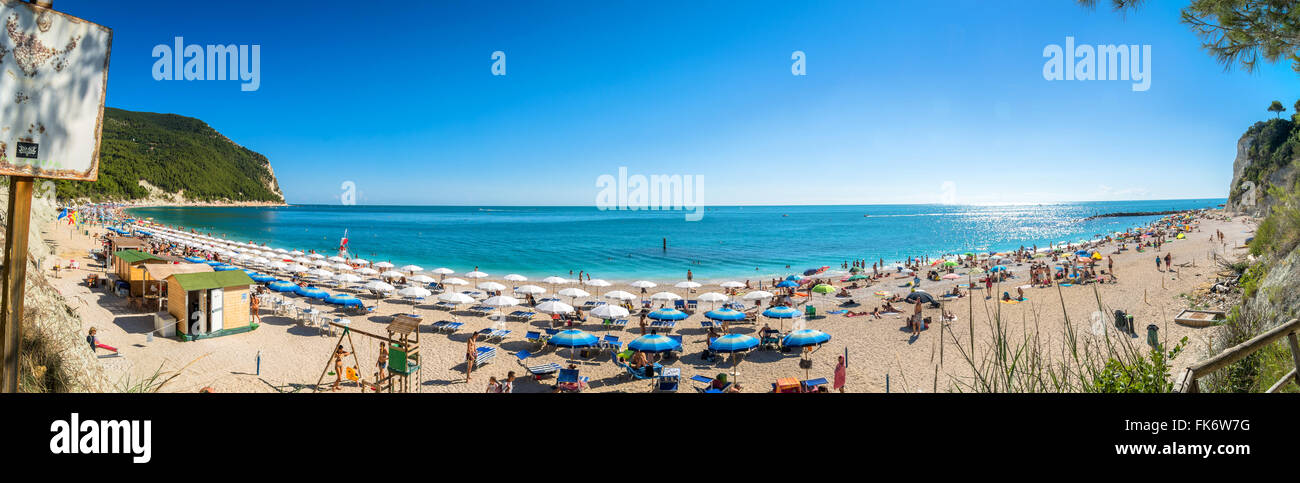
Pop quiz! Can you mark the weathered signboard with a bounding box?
[0,0,111,181]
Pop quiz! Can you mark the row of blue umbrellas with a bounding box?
[544,328,830,353]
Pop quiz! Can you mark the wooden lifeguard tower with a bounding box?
[314,314,423,393]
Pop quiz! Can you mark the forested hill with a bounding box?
[53,107,285,204]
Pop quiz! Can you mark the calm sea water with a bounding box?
[127,200,1224,282]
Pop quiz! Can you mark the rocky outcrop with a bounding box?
[1226,119,1299,216]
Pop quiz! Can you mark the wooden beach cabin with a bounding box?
[106,235,146,254]
[165,271,257,341]
[141,263,212,312]
[112,249,168,297]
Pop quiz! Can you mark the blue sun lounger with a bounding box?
[434,320,463,333]
[557,368,589,392]
[507,310,536,322]
[477,328,511,341]
[473,346,497,368]
[515,349,561,380]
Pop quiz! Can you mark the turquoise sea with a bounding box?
[127,199,1224,282]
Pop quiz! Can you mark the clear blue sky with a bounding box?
[56,0,1299,205]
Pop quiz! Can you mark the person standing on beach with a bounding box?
[1164,253,1172,272]
[1107,256,1115,278]
[250,293,261,324]
[464,333,479,383]
[1155,255,1162,272]
[984,277,992,298]
[833,355,847,393]
[376,342,388,382]
[331,345,350,391]
[687,270,692,282]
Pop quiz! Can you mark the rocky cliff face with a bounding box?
[1226,119,1299,216]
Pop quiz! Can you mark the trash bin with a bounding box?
[805,305,816,318]
[1146,324,1159,349]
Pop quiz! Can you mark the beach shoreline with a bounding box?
[44,205,1255,393]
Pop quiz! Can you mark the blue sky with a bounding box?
[56,0,1299,205]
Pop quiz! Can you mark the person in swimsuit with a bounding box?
[464,333,478,383]
[376,342,388,382]
[331,345,350,391]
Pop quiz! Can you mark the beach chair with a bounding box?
[690,374,731,393]
[686,300,698,312]
[666,335,684,359]
[440,321,464,334]
[600,335,622,353]
[656,368,680,392]
[759,329,781,350]
[473,346,497,368]
[674,300,686,311]
[525,330,551,348]
[612,352,660,381]
[641,300,652,309]
[434,301,455,311]
[801,377,829,392]
[556,368,589,392]
[507,310,536,322]
[700,320,717,330]
[611,318,629,330]
[515,350,562,380]
[477,328,511,342]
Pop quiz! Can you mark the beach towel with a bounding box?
[1000,300,1021,305]
[827,310,848,315]
[95,342,117,352]
[873,291,889,297]
[1059,283,1073,287]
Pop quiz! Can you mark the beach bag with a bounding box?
[799,359,814,369]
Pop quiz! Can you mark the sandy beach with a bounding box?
[42,212,1254,393]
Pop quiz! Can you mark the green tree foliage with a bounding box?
[54,108,283,203]
[1270,100,1286,118]
[1081,0,1300,74]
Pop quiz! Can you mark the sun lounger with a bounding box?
[434,301,456,311]
[612,353,661,380]
[700,321,717,330]
[611,318,629,329]
[649,320,677,332]
[515,349,562,380]
[656,368,680,392]
[690,374,731,393]
[600,335,622,353]
[674,300,686,311]
[667,335,683,357]
[686,300,698,312]
[557,368,589,392]
[507,310,536,322]
[468,305,492,316]
[473,346,497,368]
[476,328,511,341]
[802,378,829,391]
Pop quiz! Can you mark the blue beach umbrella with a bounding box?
[709,334,759,353]
[785,275,802,281]
[547,329,599,359]
[647,308,688,321]
[214,265,239,271]
[325,294,362,307]
[184,256,206,263]
[709,334,759,377]
[776,280,798,288]
[249,273,277,283]
[783,329,831,348]
[204,261,224,266]
[704,308,746,322]
[988,266,1007,272]
[627,334,681,353]
[295,285,329,299]
[1075,250,1090,257]
[762,306,800,319]
[268,281,297,292]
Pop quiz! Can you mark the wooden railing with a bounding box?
[1179,318,1300,393]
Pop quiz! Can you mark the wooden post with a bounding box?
[1288,332,1300,389]
[1,177,35,392]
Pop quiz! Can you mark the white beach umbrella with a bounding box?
[399,264,424,273]
[364,281,395,293]
[351,258,370,266]
[543,276,569,285]
[743,290,775,300]
[590,304,629,320]
[442,277,469,286]
[293,257,312,264]
[432,267,455,275]
[483,295,521,307]
[307,268,333,279]
[356,267,379,276]
[309,253,325,259]
[438,292,474,304]
[697,292,729,306]
[465,270,489,279]
[630,280,657,289]
[333,263,354,271]
[535,300,574,315]
[557,287,590,299]
[313,259,333,267]
[380,270,406,280]
[334,273,363,284]
[286,264,309,273]
[373,261,395,269]
[720,281,745,289]
[503,274,527,282]
[269,261,289,270]
[408,274,436,284]
[675,281,702,289]
[252,256,271,265]
[514,285,546,295]
[289,250,304,256]
[650,292,682,302]
[604,290,636,301]
[274,248,288,254]
[478,281,507,292]
[397,286,432,299]
[327,256,346,263]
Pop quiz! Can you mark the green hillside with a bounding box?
[53,107,284,203]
